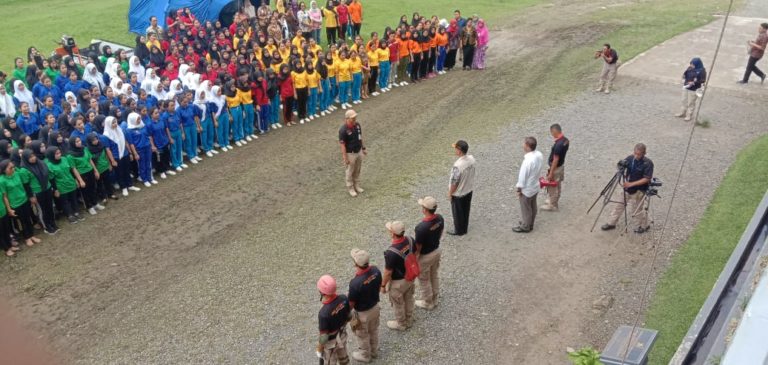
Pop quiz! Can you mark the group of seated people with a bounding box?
[0,2,489,257]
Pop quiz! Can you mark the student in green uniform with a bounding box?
[0,180,16,256]
[66,136,102,216]
[20,149,59,235]
[0,159,41,247]
[45,147,85,224]
[86,133,116,203]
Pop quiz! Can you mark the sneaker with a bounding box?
[300,119,305,124]
[68,216,79,224]
[342,104,348,110]
[386,320,406,331]
[351,351,371,363]
[252,135,258,139]
[634,226,651,234]
[45,228,60,235]
[160,172,167,179]
[95,204,106,211]
[242,139,248,145]
[595,87,603,92]
[122,188,129,196]
[175,167,183,172]
[308,115,314,121]
[354,186,364,194]
[88,207,98,215]
[181,164,189,169]
[277,123,283,128]
[190,158,198,164]
[128,186,141,192]
[167,170,176,176]
[313,114,320,118]
[540,204,558,212]
[372,92,380,96]
[144,181,152,187]
[600,224,616,231]
[222,146,230,152]
[75,213,85,222]
[415,300,435,310]
[271,124,278,129]
[348,188,358,197]
[151,180,159,185]
[293,111,298,116]
[235,141,243,147]
[604,89,611,94]
[206,151,213,157]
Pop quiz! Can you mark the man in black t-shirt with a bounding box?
[414,196,444,310]
[381,221,415,331]
[348,249,382,363]
[542,124,569,211]
[595,43,619,94]
[316,275,351,364]
[602,143,655,234]
[338,109,366,197]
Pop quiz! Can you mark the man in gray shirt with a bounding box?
[447,140,476,236]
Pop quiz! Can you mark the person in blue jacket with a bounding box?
[39,95,62,122]
[175,92,201,165]
[125,112,155,187]
[32,76,63,106]
[163,99,185,172]
[15,102,41,139]
[147,106,173,179]
[63,71,90,95]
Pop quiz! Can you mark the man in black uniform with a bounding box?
[414,196,444,310]
[317,275,351,365]
[381,221,415,331]
[348,249,382,363]
[601,143,654,234]
[338,109,367,197]
[541,124,569,212]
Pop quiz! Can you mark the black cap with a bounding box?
[452,140,469,154]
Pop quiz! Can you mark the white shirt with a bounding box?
[516,150,544,198]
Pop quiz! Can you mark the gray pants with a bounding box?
[519,193,538,230]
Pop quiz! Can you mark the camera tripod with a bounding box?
[587,168,659,233]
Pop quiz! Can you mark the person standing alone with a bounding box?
[541,124,569,212]
[513,137,544,233]
[338,109,366,197]
[738,22,768,85]
[595,43,618,94]
[447,140,476,236]
[675,58,707,121]
[414,196,444,310]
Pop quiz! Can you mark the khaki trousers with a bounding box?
[352,304,380,360]
[345,152,363,189]
[679,89,699,118]
[598,62,618,90]
[388,279,415,327]
[546,166,565,207]
[607,190,650,228]
[417,249,441,306]
[322,328,349,365]
[519,193,538,231]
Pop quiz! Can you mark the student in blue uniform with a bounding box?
[210,85,230,152]
[125,112,156,187]
[15,102,41,139]
[148,105,174,179]
[194,88,216,157]
[103,116,138,197]
[177,92,202,165]
[163,99,185,171]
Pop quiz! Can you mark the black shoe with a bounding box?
[45,227,60,235]
[601,224,616,231]
[761,75,766,85]
[634,226,650,234]
[68,216,78,224]
[737,80,748,84]
[447,230,464,236]
[75,214,86,222]
[512,226,530,233]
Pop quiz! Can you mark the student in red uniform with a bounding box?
[278,64,295,126]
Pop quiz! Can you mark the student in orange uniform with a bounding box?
[292,62,309,124]
[435,26,449,74]
[397,31,411,86]
[349,0,363,38]
[408,32,422,82]
[419,28,431,80]
[427,27,438,78]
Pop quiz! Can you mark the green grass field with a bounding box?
[644,134,768,364]
[0,0,534,74]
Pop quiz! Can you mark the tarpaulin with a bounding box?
[128,0,236,35]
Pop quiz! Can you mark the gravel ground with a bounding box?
[1,1,767,364]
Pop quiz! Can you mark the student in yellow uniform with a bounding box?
[308,38,323,58]
[291,63,309,124]
[325,51,338,110]
[321,3,338,45]
[306,61,321,119]
[349,50,363,104]
[376,41,391,91]
[366,47,380,96]
[336,51,353,109]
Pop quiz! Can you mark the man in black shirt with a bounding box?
[338,109,366,197]
[601,143,654,234]
[542,124,569,212]
[316,275,351,365]
[381,221,415,331]
[348,249,382,363]
[414,196,444,310]
[595,43,619,94]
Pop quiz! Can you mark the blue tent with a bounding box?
[128,0,236,35]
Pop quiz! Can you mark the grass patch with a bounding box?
[644,134,768,364]
[0,0,539,76]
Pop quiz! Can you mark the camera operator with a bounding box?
[595,43,619,94]
[601,143,654,234]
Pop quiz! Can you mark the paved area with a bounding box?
[621,15,768,96]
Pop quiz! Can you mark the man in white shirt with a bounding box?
[514,137,544,233]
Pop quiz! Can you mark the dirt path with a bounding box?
[2,1,767,364]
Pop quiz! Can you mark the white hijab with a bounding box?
[104,116,126,157]
[210,85,225,118]
[168,80,182,100]
[129,56,146,83]
[193,87,207,116]
[13,80,36,113]
[64,91,78,110]
[178,64,190,82]
[121,83,137,101]
[148,80,167,101]
[127,112,144,129]
[82,63,106,91]
[142,68,159,93]
[105,58,119,80]
[0,85,16,117]
[110,77,124,95]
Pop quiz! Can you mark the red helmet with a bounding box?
[317,275,337,296]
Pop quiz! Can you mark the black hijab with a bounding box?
[0,160,10,177]
[0,140,10,160]
[29,140,45,160]
[21,148,48,189]
[92,115,106,134]
[57,114,73,137]
[9,147,21,166]
[3,118,23,142]
[15,133,29,149]
[45,146,61,164]
[150,46,165,68]
[134,36,151,62]
[68,136,84,157]
[85,132,104,160]
[48,131,69,154]
[38,125,51,143]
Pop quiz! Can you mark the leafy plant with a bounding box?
[567,347,604,365]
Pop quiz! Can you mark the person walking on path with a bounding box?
[381,221,415,331]
[513,137,544,233]
[595,43,618,94]
[447,140,475,236]
[541,124,569,212]
[675,58,707,122]
[738,22,768,85]
[414,196,444,310]
[316,274,351,365]
[348,248,381,363]
[338,109,366,197]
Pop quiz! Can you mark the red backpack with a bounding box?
[388,237,421,282]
